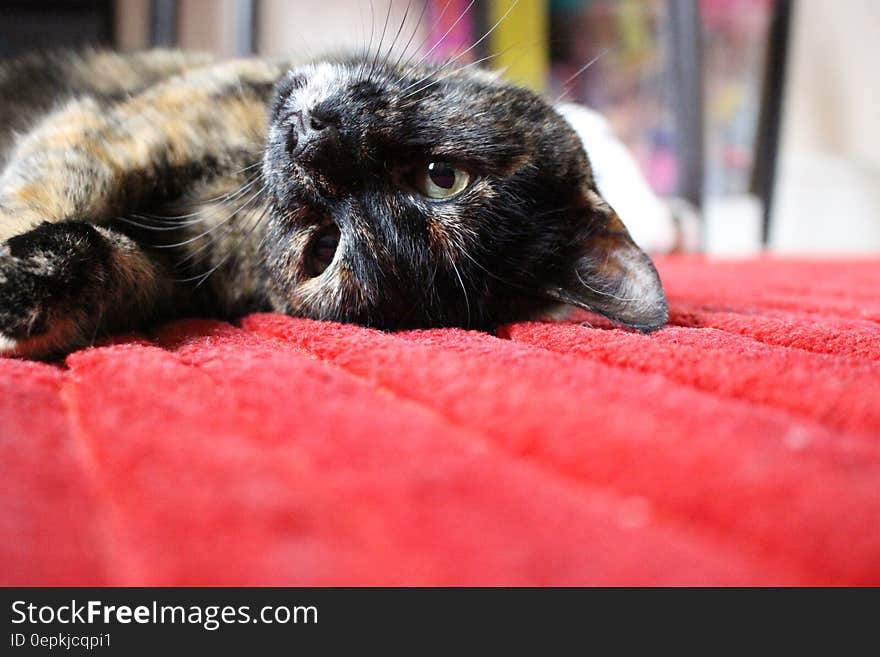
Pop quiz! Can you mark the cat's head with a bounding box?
[261,56,667,331]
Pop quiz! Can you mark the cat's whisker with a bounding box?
[252,225,272,269]
[401,50,505,100]
[454,0,522,60]
[207,203,269,279]
[368,0,395,80]
[173,195,270,267]
[554,48,610,104]
[448,257,472,328]
[357,0,378,81]
[392,0,430,70]
[88,303,106,348]
[401,0,476,79]
[397,0,454,74]
[379,0,413,72]
[400,0,520,95]
[198,173,263,205]
[132,174,263,225]
[426,261,440,318]
[133,198,264,265]
[402,57,488,100]
[357,2,369,70]
[532,205,578,219]
[151,183,267,249]
[405,37,547,101]
[182,202,271,288]
[174,207,264,274]
[116,215,188,232]
[173,215,247,267]
[227,160,263,177]
[402,35,550,101]
[574,269,641,303]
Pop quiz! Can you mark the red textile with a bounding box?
[2,256,879,585]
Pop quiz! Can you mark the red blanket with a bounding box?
[3,256,879,585]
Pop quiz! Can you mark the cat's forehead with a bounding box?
[287,59,508,109]
[286,62,357,108]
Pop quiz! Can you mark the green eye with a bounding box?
[418,162,470,200]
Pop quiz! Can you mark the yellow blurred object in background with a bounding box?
[488,0,549,92]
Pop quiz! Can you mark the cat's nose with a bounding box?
[287,109,343,171]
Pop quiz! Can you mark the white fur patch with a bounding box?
[0,333,18,354]
[555,102,677,254]
[292,63,348,114]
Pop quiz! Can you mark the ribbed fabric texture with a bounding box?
[2,256,878,585]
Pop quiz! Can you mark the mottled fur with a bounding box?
[0,48,666,358]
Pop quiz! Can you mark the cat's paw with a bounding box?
[0,245,19,356]
[0,251,69,358]
[0,223,100,358]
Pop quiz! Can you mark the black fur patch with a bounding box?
[0,222,113,338]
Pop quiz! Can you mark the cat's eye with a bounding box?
[417,162,471,200]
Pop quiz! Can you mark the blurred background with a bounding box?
[1,0,878,254]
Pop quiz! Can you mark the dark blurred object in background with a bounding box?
[0,0,115,57]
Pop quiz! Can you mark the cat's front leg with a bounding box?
[0,222,170,359]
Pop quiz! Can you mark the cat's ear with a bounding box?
[545,188,668,332]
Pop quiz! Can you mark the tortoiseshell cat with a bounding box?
[0,48,666,359]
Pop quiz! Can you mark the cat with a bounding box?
[0,47,667,359]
